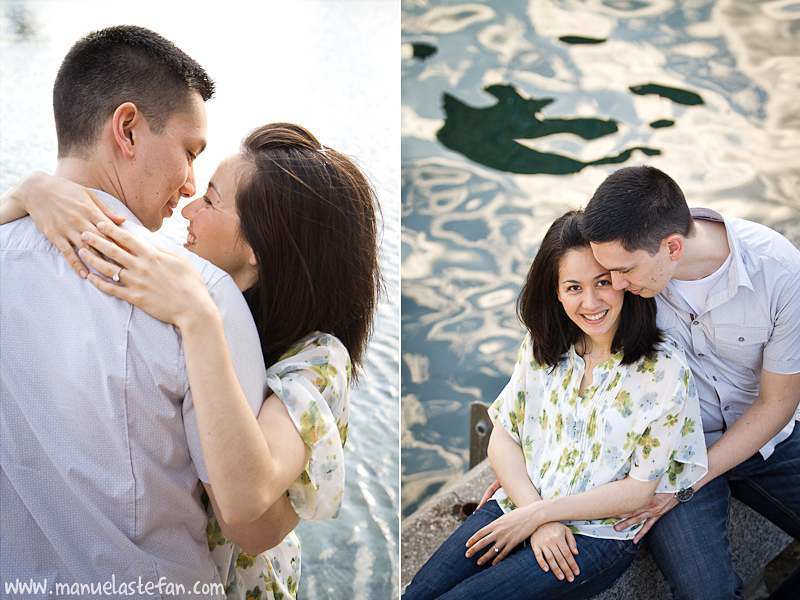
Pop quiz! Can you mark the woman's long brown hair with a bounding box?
[237,123,383,378]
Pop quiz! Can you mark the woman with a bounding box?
[402,210,706,600]
[1,123,381,599]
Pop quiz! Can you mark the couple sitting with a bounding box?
[0,26,380,600]
[404,166,800,600]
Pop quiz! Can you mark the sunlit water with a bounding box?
[401,0,800,518]
[0,3,399,599]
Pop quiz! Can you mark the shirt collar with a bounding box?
[661,207,753,310]
[688,207,753,293]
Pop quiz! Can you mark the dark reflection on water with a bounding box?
[559,36,606,45]
[650,119,675,129]
[438,84,660,175]
[412,43,438,60]
[629,83,705,106]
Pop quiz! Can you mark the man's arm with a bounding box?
[701,369,800,485]
[615,369,800,539]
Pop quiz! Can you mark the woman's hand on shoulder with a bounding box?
[78,221,215,329]
[1,170,125,278]
[529,522,581,582]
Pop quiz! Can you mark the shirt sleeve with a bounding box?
[627,344,709,492]
[266,332,351,521]
[182,272,268,483]
[762,261,800,375]
[489,335,534,445]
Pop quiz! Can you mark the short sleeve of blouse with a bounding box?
[627,341,708,492]
[489,335,537,445]
[266,332,351,521]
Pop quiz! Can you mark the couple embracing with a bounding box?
[404,166,800,600]
[1,25,381,600]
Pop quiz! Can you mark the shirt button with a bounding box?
[724,406,730,411]
[738,337,745,342]
[712,376,717,381]
[692,320,700,326]
[698,353,705,357]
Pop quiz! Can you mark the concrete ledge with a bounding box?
[401,460,793,598]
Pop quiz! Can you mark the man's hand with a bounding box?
[477,479,501,509]
[614,492,679,543]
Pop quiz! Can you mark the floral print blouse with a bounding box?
[207,331,351,599]
[489,334,707,540]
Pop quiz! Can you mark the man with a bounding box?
[0,26,291,599]
[582,165,800,600]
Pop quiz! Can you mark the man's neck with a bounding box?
[673,218,730,281]
[54,157,127,204]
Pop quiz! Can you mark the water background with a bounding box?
[0,2,400,598]
[401,0,800,518]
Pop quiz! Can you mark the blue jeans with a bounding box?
[403,500,638,600]
[645,422,800,600]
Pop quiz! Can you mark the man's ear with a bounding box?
[664,234,684,261]
[111,102,142,159]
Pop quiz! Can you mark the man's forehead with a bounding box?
[589,241,638,270]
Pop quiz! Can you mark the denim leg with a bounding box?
[645,475,743,600]
[402,500,508,600]
[434,534,637,600]
[727,423,800,600]
[728,422,800,541]
[403,501,637,600]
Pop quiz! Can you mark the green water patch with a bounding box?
[629,83,704,105]
[436,84,660,175]
[650,119,675,128]
[559,36,606,44]
[411,42,437,60]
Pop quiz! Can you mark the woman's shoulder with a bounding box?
[629,334,691,377]
[278,331,350,368]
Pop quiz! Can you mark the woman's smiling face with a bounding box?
[556,247,624,348]
[181,153,257,291]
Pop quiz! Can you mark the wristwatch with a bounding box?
[674,487,694,503]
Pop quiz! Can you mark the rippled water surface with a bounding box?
[401,0,800,518]
[1,3,399,599]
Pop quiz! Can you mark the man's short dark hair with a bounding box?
[53,25,215,158]
[582,165,695,255]
[518,210,661,367]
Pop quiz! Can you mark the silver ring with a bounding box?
[112,266,123,282]
[493,545,500,553]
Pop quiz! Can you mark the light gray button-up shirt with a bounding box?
[656,207,800,459]
[0,191,267,599]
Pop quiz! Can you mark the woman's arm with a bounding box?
[79,223,310,532]
[0,170,125,277]
[487,424,583,581]
[466,474,659,566]
[487,424,542,507]
[204,484,301,555]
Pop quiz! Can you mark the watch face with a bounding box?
[675,487,694,502]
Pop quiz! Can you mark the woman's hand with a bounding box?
[78,221,214,329]
[0,170,125,278]
[529,522,580,582]
[465,504,542,566]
